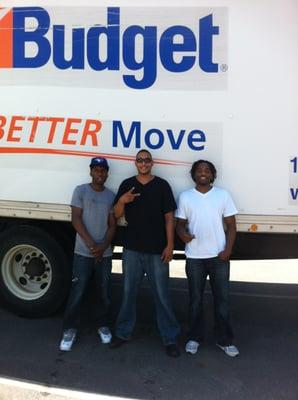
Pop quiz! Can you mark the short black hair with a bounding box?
[135,149,152,159]
[190,160,217,183]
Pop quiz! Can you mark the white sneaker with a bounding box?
[216,344,239,357]
[98,326,112,344]
[185,340,200,355]
[59,329,77,351]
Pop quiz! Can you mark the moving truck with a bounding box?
[0,0,297,316]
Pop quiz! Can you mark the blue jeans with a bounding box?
[115,249,180,345]
[186,257,234,346]
[63,254,112,330]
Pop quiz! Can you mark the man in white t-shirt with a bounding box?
[176,160,239,357]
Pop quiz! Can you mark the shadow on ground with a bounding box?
[0,275,297,400]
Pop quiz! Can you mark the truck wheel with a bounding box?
[0,225,71,317]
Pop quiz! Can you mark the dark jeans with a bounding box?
[115,249,180,345]
[63,254,112,331]
[186,257,234,346]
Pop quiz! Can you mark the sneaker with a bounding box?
[109,336,127,349]
[59,329,77,352]
[165,344,180,358]
[216,344,239,357]
[185,340,200,355]
[98,326,112,344]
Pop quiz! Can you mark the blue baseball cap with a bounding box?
[89,157,109,170]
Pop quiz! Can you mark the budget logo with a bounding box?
[0,6,228,90]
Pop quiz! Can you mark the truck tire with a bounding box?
[0,225,71,317]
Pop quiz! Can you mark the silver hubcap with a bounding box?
[2,245,52,300]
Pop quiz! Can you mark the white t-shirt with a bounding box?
[176,186,238,259]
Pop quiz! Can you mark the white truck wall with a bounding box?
[0,0,297,217]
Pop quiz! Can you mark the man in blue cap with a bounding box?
[59,157,116,351]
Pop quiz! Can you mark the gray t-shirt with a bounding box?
[71,184,115,258]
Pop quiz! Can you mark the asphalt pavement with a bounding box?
[0,259,297,400]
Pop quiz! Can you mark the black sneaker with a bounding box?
[165,344,180,357]
[109,336,127,349]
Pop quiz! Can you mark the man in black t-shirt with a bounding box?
[110,149,180,357]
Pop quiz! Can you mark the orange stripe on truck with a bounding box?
[0,9,13,68]
[0,147,190,166]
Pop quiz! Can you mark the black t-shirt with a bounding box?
[114,176,177,254]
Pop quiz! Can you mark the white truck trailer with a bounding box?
[0,0,297,316]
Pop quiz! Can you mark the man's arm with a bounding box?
[161,211,175,263]
[176,218,195,243]
[218,215,237,261]
[93,212,117,260]
[114,187,140,219]
[71,206,95,250]
[113,198,125,219]
[104,212,117,249]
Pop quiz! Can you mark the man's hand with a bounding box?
[180,232,195,244]
[89,243,105,260]
[161,245,174,263]
[218,250,231,261]
[176,218,195,244]
[120,187,140,204]
[219,215,236,262]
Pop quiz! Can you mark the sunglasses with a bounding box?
[136,157,152,164]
